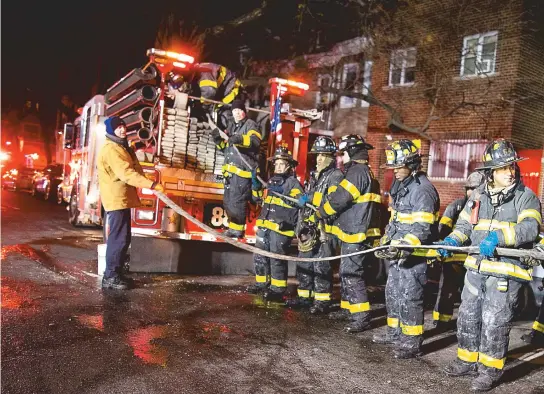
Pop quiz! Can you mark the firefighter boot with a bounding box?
[470,374,496,392]
[263,289,285,302]
[246,283,267,294]
[310,301,331,315]
[521,330,544,347]
[224,229,245,239]
[393,348,423,359]
[372,331,400,346]
[344,313,371,333]
[443,359,477,377]
[102,276,130,290]
[285,297,313,309]
[328,309,350,321]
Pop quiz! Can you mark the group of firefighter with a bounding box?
[210,99,544,392]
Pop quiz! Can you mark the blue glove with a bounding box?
[268,184,283,194]
[435,237,460,258]
[251,170,261,191]
[296,194,309,208]
[480,231,499,257]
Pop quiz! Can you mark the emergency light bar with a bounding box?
[269,78,309,91]
[146,48,195,64]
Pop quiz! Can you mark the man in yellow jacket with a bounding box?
[97,116,164,289]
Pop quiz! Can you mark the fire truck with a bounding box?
[60,49,327,273]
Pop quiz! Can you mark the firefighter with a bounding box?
[521,239,544,347]
[433,171,485,327]
[195,62,241,106]
[285,136,343,314]
[97,116,165,290]
[211,100,262,238]
[248,146,304,300]
[373,139,440,358]
[315,134,381,333]
[437,139,541,391]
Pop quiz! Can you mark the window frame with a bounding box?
[388,47,417,87]
[460,31,498,77]
[427,139,487,181]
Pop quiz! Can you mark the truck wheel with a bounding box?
[68,189,80,227]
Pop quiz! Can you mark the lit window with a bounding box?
[316,74,332,107]
[389,48,416,86]
[461,32,498,77]
[428,140,487,180]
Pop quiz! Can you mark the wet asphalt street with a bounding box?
[1,189,544,393]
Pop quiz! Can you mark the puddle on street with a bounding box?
[126,325,168,366]
[1,279,39,311]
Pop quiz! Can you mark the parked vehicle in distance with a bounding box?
[31,163,65,201]
[2,169,18,190]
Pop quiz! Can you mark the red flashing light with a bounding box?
[77,107,83,115]
[172,62,187,69]
[5,141,11,146]
[269,78,309,91]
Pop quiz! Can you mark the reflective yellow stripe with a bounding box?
[255,275,267,283]
[349,302,370,313]
[241,134,251,147]
[217,66,227,85]
[502,228,516,246]
[199,79,218,88]
[330,225,367,243]
[289,188,302,198]
[327,185,338,194]
[474,219,515,231]
[323,201,336,215]
[222,88,238,104]
[297,289,312,298]
[439,216,453,228]
[433,311,452,322]
[355,193,382,204]
[366,228,381,237]
[518,209,542,224]
[458,347,478,363]
[314,292,331,301]
[412,211,436,224]
[271,278,287,288]
[387,317,399,328]
[222,164,252,178]
[339,179,361,200]
[256,219,295,237]
[228,222,245,231]
[312,192,323,207]
[341,300,350,310]
[533,321,544,333]
[216,140,227,150]
[247,130,262,140]
[391,211,438,224]
[264,196,295,209]
[478,353,505,370]
[252,189,263,198]
[451,229,469,243]
[444,253,467,263]
[404,233,421,246]
[464,255,532,281]
[459,210,471,222]
[401,323,424,336]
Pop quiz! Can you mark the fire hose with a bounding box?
[154,190,544,263]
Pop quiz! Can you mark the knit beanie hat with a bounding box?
[104,116,126,136]
[231,99,246,113]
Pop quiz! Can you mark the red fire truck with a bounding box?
[60,49,326,272]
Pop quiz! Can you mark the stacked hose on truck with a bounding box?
[104,66,159,159]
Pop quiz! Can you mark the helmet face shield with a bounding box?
[382,139,421,169]
[310,136,337,154]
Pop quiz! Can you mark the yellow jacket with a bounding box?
[97,139,153,211]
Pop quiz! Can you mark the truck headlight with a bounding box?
[136,210,155,221]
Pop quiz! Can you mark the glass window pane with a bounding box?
[465,38,478,56]
[429,142,447,177]
[390,69,401,85]
[404,67,415,84]
[406,49,417,68]
[483,34,497,45]
[464,57,477,75]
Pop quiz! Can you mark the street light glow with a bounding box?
[0,151,10,161]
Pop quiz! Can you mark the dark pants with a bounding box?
[531,296,544,334]
[385,257,427,351]
[456,270,522,378]
[296,236,337,302]
[224,174,252,231]
[340,241,371,322]
[433,263,466,322]
[254,228,292,293]
[105,209,131,279]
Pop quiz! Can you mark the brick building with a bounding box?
[245,0,544,210]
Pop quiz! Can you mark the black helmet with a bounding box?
[465,171,485,189]
[267,146,298,166]
[338,134,374,153]
[310,136,337,154]
[476,139,526,170]
[382,139,422,169]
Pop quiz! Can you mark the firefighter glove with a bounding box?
[267,184,283,194]
[435,237,460,258]
[251,170,261,191]
[228,134,243,145]
[296,194,309,208]
[480,231,499,257]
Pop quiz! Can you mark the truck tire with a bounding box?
[68,189,80,227]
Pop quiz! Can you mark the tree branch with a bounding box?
[208,1,269,36]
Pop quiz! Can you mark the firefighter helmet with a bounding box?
[310,136,337,154]
[297,223,319,252]
[338,134,374,153]
[382,139,422,169]
[465,171,485,189]
[267,146,298,166]
[476,139,526,170]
